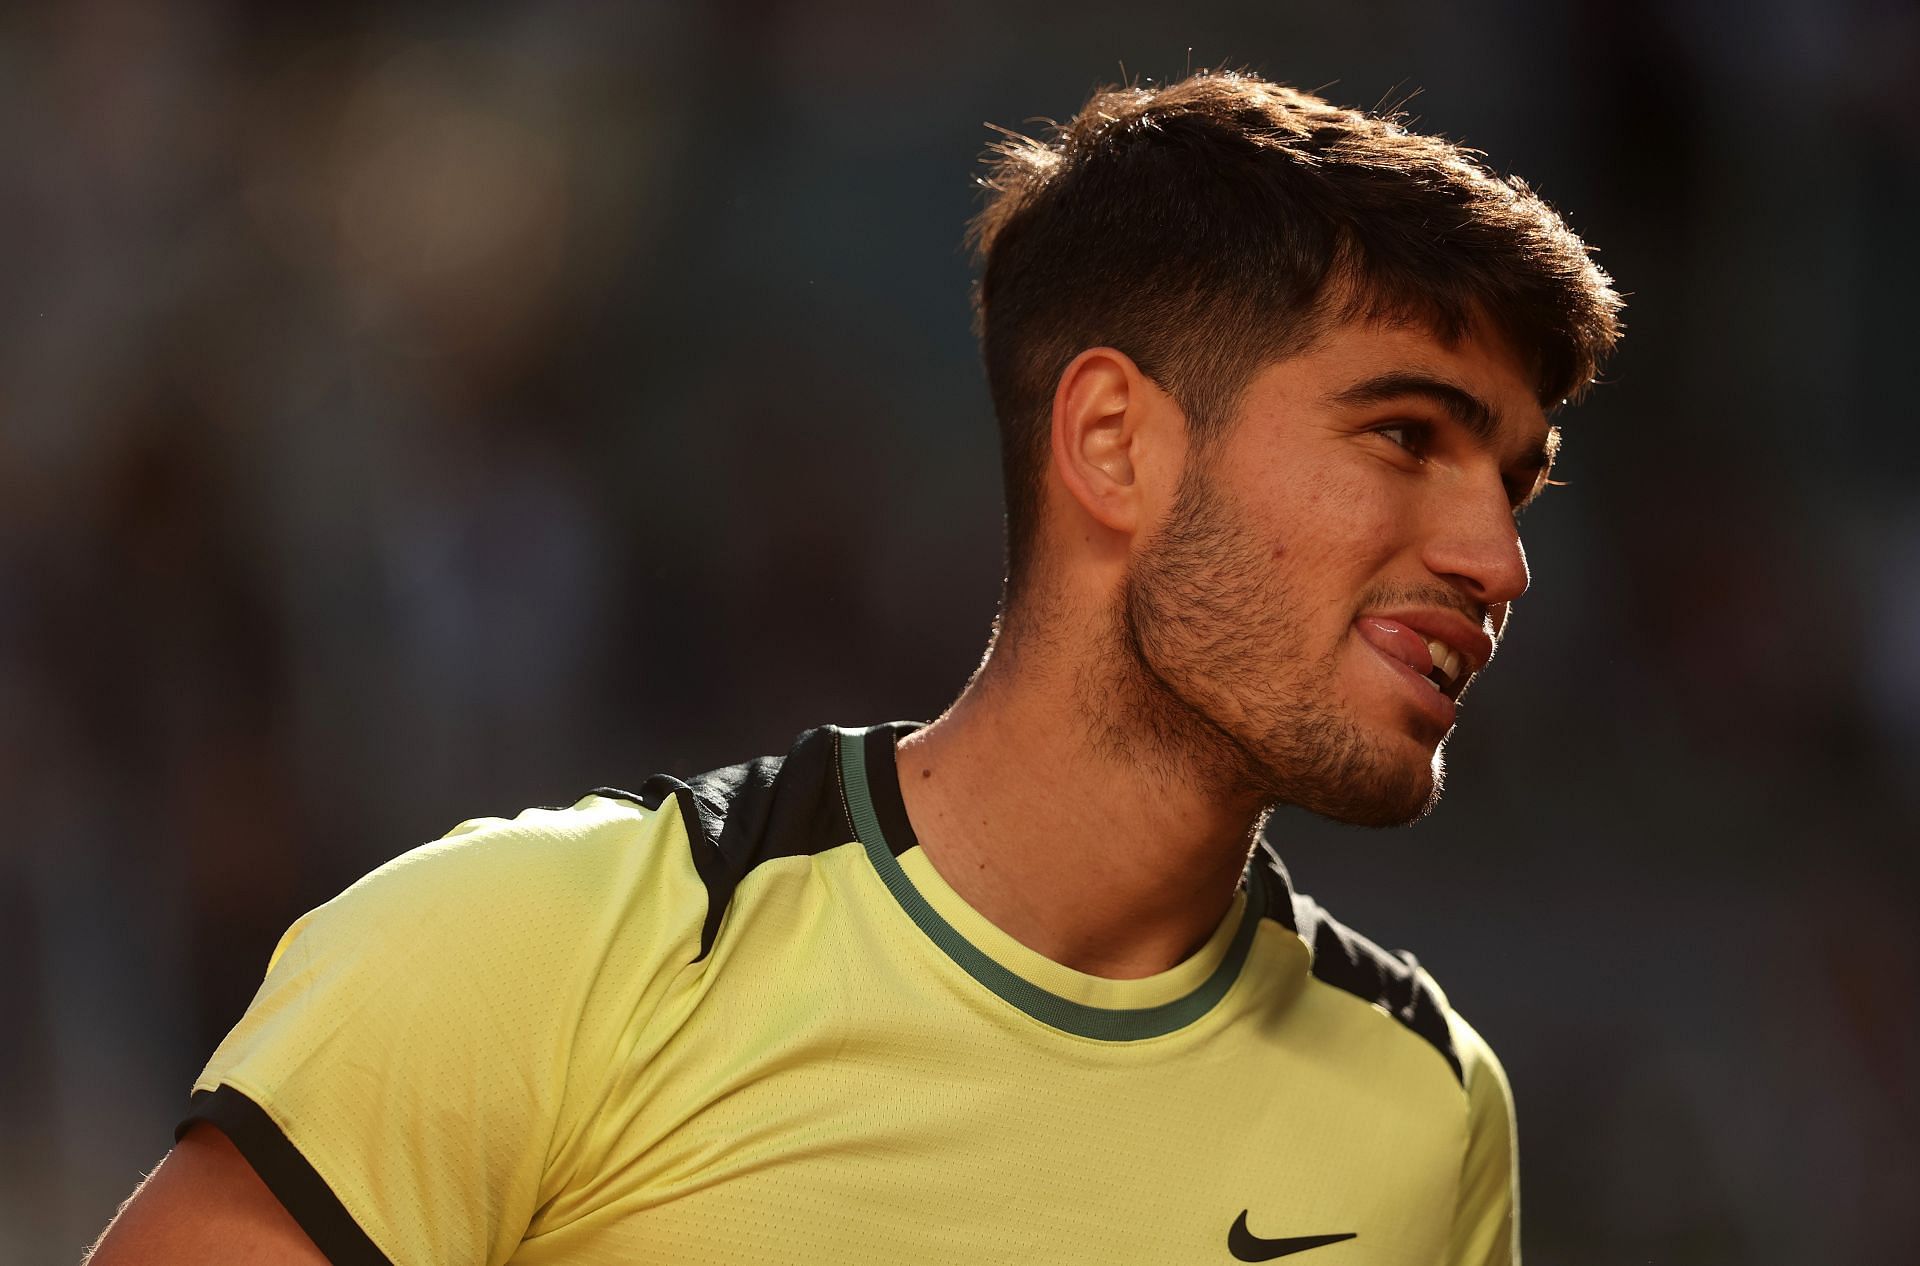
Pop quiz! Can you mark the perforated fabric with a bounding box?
[186,724,1517,1265]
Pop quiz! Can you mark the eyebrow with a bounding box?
[1326,370,1558,474]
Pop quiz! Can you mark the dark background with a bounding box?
[4,1,1916,1261]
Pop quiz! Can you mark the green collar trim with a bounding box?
[838,726,1261,1041]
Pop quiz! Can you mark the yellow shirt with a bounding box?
[186,723,1518,1265]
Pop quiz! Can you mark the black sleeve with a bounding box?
[178,1085,393,1266]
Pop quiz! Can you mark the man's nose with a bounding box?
[1420,480,1530,610]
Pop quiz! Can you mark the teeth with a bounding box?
[1422,637,1464,687]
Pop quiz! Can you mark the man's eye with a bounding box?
[1508,471,1556,518]
[1374,424,1429,458]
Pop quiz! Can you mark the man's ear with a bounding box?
[1048,347,1178,539]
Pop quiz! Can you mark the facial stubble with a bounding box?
[1095,464,1445,828]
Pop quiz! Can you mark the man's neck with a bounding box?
[893,637,1267,981]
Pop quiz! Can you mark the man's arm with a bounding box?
[84,1125,328,1266]
[106,796,697,1263]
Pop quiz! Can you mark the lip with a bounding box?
[1368,608,1495,678]
[1353,625,1459,730]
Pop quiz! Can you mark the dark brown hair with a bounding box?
[969,71,1624,600]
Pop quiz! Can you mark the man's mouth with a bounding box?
[1355,615,1487,702]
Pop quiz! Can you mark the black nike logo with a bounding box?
[1227,1210,1357,1261]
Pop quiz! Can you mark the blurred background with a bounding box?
[3,0,1915,1261]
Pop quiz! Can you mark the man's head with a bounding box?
[971,71,1621,601]
[967,71,1623,823]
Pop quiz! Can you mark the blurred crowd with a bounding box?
[2,1,1915,1261]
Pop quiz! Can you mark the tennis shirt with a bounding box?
[182,722,1520,1265]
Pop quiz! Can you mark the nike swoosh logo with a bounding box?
[1227,1210,1357,1261]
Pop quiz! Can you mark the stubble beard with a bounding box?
[1087,466,1443,828]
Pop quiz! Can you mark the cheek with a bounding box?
[1278,471,1406,571]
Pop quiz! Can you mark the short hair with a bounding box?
[968,71,1625,601]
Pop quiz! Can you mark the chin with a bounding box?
[1256,732,1446,828]
[1333,775,1442,828]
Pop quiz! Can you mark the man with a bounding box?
[90,71,1621,1264]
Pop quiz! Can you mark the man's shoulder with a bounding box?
[341,792,682,912]
[623,723,864,869]
[267,791,701,984]
[289,723,869,976]
[593,722,874,956]
[1249,843,1469,1084]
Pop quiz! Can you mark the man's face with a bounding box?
[1119,318,1555,826]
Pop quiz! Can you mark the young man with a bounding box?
[90,72,1621,1265]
